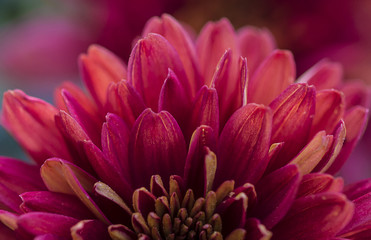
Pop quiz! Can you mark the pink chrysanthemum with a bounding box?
[0,14,370,240]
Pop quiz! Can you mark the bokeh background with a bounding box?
[0,0,370,183]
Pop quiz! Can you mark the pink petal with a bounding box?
[184,126,217,197]
[108,224,136,240]
[129,109,187,189]
[0,183,22,213]
[297,60,343,90]
[34,234,66,240]
[0,222,16,240]
[313,120,346,173]
[289,131,333,175]
[267,83,316,171]
[143,14,201,96]
[344,178,371,201]
[297,173,344,198]
[311,89,345,137]
[40,158,109,224]
[189,86,219,140]
[20,191,94,219]
[338,192,371,238]
[237,26,276,77]
[17,212,79,239]
[244,218,272,240]
[326,106,369,174]
[253,164,301,229]
[128,33,190,111]
[341,81,371,110]
[0,210,18,231]
[158,69,192,133]
[196,18,239,86]
[2,90,71,164]
[105,80,146,128]
[79,45,126,108]
[133,188,156,219]
[71,219,109,240]
[216,103,272,186]
[272,193,354,240]
[248,50,296,105]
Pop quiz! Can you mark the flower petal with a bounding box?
[244,218,272,240]
[79,45,126,107]
[311,89,345,137]
[297,173,343,198]
[344,178,371,201]
[158,69,192,133]
[2,90,71,164]
[272,193,354,240]
[17,212,79,239]
[143,14,201,96]
[20,191,94,219]
[253,164,301,229]
[184,126,217,198]
[326,106,369,174]
[289,131,333,175]
[216,103,272,186]
[297,60,343,90]
[128,33,190,111]
[189,86,219,139]
[40,158,109,224]
[238,26,276,77]
[105,80,146,128]
[71,219,109,240]
[341,81,371,109]
[267,83,316,171]
[248,50,296,105]
[196,18,238,86]
[129,109,187,189]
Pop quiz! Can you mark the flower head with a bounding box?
[0,14,370,239]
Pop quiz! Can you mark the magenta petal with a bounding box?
[71,219,109,240]
[0,183,22,213]
[0,223,16,240]
[129,109,187,189]
[237,26,276,77]
[216,193,248,236]
[79,45,126,108]
[326,106,369,174]
[2,90,71,164]
[297,60,343,90]
[184,126,217,197]
[272,193,354,240]
[189,86,219,139]
[133,188,156,219]
[143,14,201,96]
[344,178,371,201]
[253,164,301,229]
[216,103,272,186]
[158,69,191,133]
[128,33,190,111]
[248,50,296,105]
[20,191,94,219]
[297,173,343,198]
[61,89,103,147]
[196,18,238,86]
[338,192,371,238]
[267,83,316,171]
[341,81,371,109]
[17,213,78,239]
[244,218,272,240]
[40,158,109,224]
[311,89,345,137]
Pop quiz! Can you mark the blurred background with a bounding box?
[0,0,370,182]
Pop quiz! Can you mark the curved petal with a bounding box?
[216,103,272,186]
[79,45,126,108]
[297,60,343,90]
[237,26,276,77]
[248,50,296,105]
[2,90,71,164]
[267,83,316,171]
[128,33,190,111]
[71,219,109,240]
[40,158,109,224]
[272,193,354,240]
[297,173,343,198]
[143,14,201,96]
[128,109,187,189]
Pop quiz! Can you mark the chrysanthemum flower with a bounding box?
[0,14,370,240]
